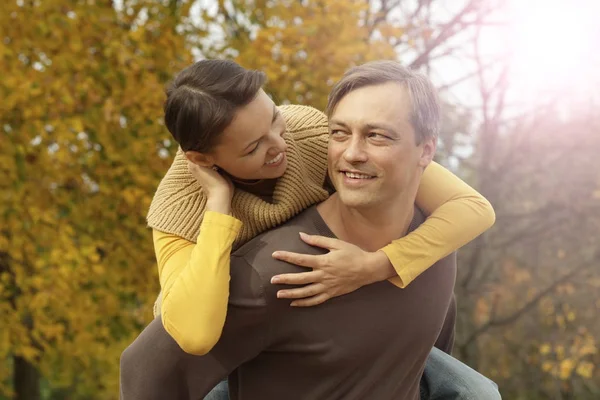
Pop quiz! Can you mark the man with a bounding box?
[121,61,500,400]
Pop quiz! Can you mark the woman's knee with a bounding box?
[120,339,151,399]
[119,318,184,400]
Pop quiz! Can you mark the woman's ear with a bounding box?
[185,151,215,168]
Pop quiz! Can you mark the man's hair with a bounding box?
[326,60,440,144]
[164,59,267,152]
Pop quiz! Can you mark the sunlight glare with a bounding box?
[506,0,600,96]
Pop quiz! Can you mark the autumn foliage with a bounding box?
[1,1,599,399]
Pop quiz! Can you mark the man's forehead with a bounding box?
[330,84,411,130]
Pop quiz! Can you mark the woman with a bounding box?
[128,59,497,399]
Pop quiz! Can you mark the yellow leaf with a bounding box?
[576,361,594,379]
[556,345,565,360]
[559,359,575,380]
[539,343,551,355]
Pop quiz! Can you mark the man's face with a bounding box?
[327,82,435,209]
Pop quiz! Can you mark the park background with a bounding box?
[1,0,599,398]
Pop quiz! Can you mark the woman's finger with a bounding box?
[271,271,321,285]
[290,293,331,307]
[272,251,325,269]
[277,283,325,299]
[298,233,342,250]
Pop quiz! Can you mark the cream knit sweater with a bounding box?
[147,105,331,249]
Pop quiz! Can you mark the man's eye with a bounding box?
[331,130,346,136]
[368,132,389,140]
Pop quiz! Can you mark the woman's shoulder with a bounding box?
[146,149,205,243]
[279,105,329,138]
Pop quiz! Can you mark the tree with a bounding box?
[192,0,496,110]
[448,23,600,398]
[0,1,193,398]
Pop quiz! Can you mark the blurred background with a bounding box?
[1,0,599,398]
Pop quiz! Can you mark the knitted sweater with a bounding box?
[147,104,495,326]
[147,105,331,248]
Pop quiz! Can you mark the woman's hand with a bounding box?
[270,233,397,306]
[187,161,234,215]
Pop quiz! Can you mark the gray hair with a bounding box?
[326,60,440,144]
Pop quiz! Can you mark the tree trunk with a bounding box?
[14,356,40,400]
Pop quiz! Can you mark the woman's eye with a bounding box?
[247,144,259,155]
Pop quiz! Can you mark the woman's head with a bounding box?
[164,60,288,180]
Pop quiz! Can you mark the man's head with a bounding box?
[326,60,440,209]
[164,60,288,180]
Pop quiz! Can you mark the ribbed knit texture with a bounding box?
[147,105,331,248]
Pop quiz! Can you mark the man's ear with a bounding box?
[185,151,215,168]
[418,138,437,168]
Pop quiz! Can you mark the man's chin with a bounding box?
[336,192,377,209]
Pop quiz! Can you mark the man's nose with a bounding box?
[343,137,368,163]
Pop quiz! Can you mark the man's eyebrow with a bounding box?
[328,119,350,129]
[329,120,399,137]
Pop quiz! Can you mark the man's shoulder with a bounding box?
[232,207,326,274]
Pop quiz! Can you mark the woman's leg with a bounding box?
[120,317,227,400]
[203,379,229,400]
[120,318,188,400]
[421,347,501,400]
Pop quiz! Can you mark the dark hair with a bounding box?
[164,59,267,152]
[326,60,440,144]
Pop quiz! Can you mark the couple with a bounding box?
[120,59,501,399]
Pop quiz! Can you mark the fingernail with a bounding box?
[271,277,280,284]
[277,291,283,298]
[299,232,307,239]
[272,251,279,258]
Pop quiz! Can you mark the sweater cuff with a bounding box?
[380,245,417,289]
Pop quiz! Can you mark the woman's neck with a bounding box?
[231,177,278,202]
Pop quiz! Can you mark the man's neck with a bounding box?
[317,194,415,252]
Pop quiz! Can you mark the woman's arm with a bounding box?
[381,161,495,288]
[155,211,242,355]
[272,161,494,304]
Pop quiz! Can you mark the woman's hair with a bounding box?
[164,60,267,152]
[326,60,440,145]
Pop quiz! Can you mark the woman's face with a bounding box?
[189,90,288,181]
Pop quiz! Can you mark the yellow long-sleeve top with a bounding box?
[147,105,495,355]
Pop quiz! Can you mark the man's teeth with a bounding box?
[344,172,373,179]
[265,153,283,165]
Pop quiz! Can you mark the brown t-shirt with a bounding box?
[178,205,457,400]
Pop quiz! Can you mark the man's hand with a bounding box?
[270,233,396,307]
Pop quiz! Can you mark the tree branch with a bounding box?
[460,250,600,348]
[408,0,484,69]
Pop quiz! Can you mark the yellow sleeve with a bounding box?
[382,161,495,288]
[154,211,243,355]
